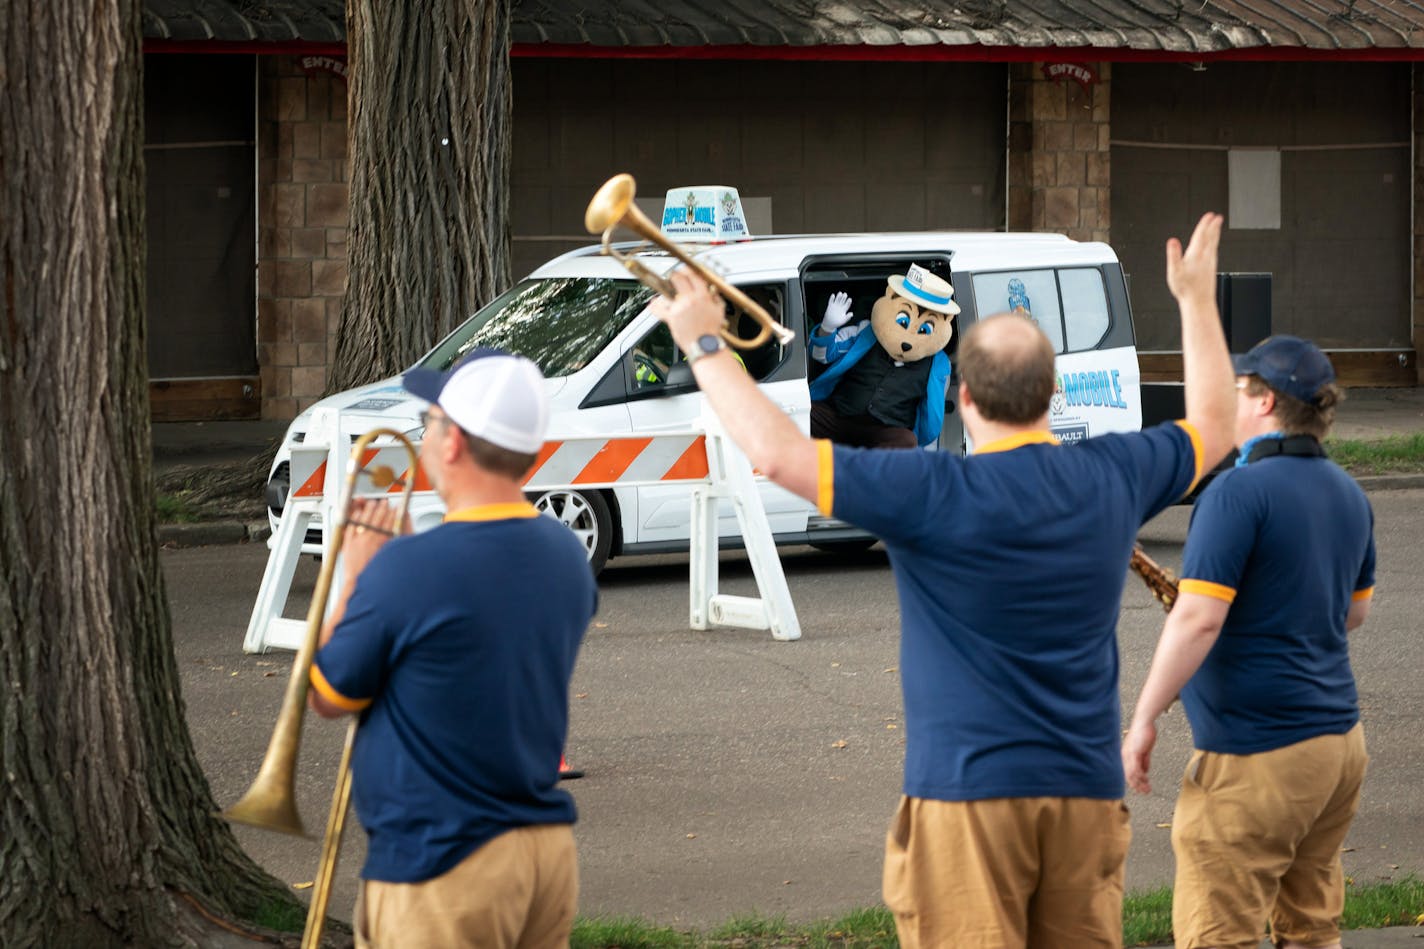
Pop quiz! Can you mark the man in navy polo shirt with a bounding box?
[1123,335,1375,949]
[308,350,597,948]
[652,212,1237,948]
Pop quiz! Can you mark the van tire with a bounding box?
[531,488,613,575]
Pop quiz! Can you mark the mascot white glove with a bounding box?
[821,292,854,332]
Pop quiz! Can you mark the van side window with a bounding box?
[1059,269,1111,352]
[627,283,787,389]
[972,270,1063,351]
[730,284,787,380]
[970,268,1111,355]
[631,323,678,390]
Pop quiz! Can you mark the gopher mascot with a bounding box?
[808,264,959,449]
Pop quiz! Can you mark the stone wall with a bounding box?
[256,57,350,419]
[1008,62,1110,243]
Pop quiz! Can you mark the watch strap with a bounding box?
[684,333,726,366]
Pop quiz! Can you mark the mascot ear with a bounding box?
[884,286,896,299]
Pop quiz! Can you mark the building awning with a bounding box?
[143,0,343,44]
[143,0,1424,56]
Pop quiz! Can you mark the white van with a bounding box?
[266,219,1142,573]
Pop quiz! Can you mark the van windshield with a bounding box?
[418,277,654,378]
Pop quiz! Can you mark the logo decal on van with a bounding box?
[345,397,408,412]
[1055,369,1128,412]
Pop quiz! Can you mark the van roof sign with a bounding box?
[660,186,751,243]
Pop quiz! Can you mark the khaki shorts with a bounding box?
[882,795,1131,949]
[1172,723,1367,949]
[356,823,577,949]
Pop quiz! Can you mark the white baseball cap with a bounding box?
[403,349,549,453]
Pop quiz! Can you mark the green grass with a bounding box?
[566,877,1423,948]
[1327,432,1424,475]
[1341,875,1424,928]
[155,492,204,523]
[249,895,307,933]
[1122,886,1176,946]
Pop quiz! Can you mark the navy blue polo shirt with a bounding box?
[1178,452,1375,755]
[817,422,1203,801]
[311,502,597,883]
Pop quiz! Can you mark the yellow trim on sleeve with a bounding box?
[816,439,835,516]
[1352,586,1375,602]
[310,664,372,712]
[1179,578,1237,604]
[1173,420,1206,494]
[444,502,541,523]
[973,430,1059,455]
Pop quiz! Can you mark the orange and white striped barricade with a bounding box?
[243,406,801,652]
[518,411,800,641]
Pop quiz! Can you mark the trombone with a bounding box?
[223,428,418,949]
[585,173,795,351]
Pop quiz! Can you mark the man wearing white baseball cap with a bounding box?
[309,349,597,948]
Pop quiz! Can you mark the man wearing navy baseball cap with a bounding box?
[1125,334,1376,949]
[308,348,597,948]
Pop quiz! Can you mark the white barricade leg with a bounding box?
[688,484,717,630]
[242,500,318,653]
[690,416,802,642]
[241,407,346,654]
[722,439,801,642]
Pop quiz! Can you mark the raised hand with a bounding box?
[1166,212,1223,309]
[821,291,855,331]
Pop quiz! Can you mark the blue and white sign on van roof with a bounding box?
[661,186,751,243]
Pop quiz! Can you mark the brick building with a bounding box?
[142,1,1424,420]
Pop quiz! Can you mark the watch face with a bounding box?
[698,334,720,354]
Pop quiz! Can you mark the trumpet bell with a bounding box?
[222,781,307,838]
[585,173,637,235]
[583,173,794,351]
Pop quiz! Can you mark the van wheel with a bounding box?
[532,488,612,575]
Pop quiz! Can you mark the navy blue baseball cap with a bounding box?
[1232,335,1335,405]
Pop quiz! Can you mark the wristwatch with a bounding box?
[683,333,727,366]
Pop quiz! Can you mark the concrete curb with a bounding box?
[157,520,271,548]
[1356,473,1424,492]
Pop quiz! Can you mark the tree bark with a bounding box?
[327,0,515,394]
[0,2,300,946]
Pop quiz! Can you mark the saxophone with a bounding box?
[1129,544,1179,613]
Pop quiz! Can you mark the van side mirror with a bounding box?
[665,363,695,388]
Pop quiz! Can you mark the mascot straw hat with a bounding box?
[887,264,960,316]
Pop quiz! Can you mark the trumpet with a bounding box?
[223,428,418,949]
[585,173,795,351]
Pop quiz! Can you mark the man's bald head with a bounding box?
[958,314,1057,425]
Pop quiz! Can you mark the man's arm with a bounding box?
[651,270,820,504]
[1121,591,1230,795]
[1169,213,1236,472]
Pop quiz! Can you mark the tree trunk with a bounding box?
[327,0,515,394]
[0,2,300,946]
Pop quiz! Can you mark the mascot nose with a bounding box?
[900,341,913,353]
